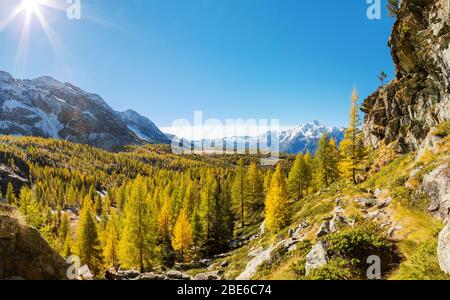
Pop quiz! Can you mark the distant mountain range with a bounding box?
[0,71,344,154]
[0,71,170,150]
[278,121,344,154]
[179,121,345,155]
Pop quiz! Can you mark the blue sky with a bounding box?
[0,0,395,130]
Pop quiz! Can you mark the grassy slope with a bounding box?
[207,137,450,280]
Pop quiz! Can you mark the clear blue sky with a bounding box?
[0,0,395,129]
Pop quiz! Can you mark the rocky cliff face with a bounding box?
[0,208,67,280]
[362,0,450,152]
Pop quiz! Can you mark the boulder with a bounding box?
[0,213,68,280]
[377,198,392,209]
[316,220,331,238]
[194,270,223,280]
[438,223,450,274]
[166,270,192,280]
[422,163,450,222]
[354,198,377,208]
[305,242,328,276]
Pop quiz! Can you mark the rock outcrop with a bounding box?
[0,211,67,280]
[438,223,450,274]
[362,0,450,152]
[422,163,450,222]
[305,242,328,276]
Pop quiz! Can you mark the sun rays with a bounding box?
[0,0,67,71]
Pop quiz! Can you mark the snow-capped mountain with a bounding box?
[184,121,345,155]
[0,71,169,150]
[278,121,344,154]
[118,109,170,144]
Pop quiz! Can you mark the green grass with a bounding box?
[433,120,450,138]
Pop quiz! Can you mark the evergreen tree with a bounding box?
[172,208,193,262]
[303,150,313,195]
[339,88,367,184]
[265,165,290,232]
[103,213,119,268]
[245,162,265,215]
[119,177,154,272]
[5,182,15,205]
[76,201,102,275]
[231,159,247,228]
[58,213,70,251]
[287,153,306,201]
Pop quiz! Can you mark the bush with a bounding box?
[289,240,313,278]
[392,239,450,280]
[320,225,401,279]
[433,120,450,138]
[307,258,358,280]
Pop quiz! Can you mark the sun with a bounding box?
[20,0,43,14]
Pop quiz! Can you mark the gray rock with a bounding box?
[422,163,450,222]
[387,223,403,237]
[438,223,450,274]
[377,198,392,209]
[194,270,223,280]
[354,198,377,208]
[316,220,331,238]
[366,210,383,220]
[305,242,328,276]
[166,270,192,280]
[0,213,67,280]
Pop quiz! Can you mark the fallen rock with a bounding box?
[305,242,328,276]
[438,223,450,274]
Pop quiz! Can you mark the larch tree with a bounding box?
[119,177,154,272]
[231,159,247,228]
[76,200,102,275]
[172,208,193,262]
[339,87,367,184]
[303,150,313,195]
[245,162,265,215]
[265,165,290,232]
[103,212,119,269]
[287,153,306,201]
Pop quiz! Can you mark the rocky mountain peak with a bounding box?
[0,72,169,150]
[362,0,450,152]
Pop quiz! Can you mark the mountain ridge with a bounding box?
[0,71,169,150]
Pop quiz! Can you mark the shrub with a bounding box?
[321,225,401,279]
[433,120,450,138]
[392,239,450,280]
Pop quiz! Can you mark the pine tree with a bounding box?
[303,150,313,195]
[76,201,102,275]
[103,213,119,268]
[5,182,15,205]
[191,207,203,258]
[265,165,290,232]
[245,162,265,215]
[287,153,306,201]
[314,133,332,188]
[172,208,193,262]
[339,87,367,184]
[231,159,247,228]
[58,213,70,251]
[119,177,154,272]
